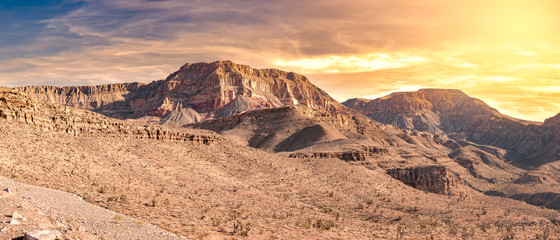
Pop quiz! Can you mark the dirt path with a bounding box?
[0,176,187,240]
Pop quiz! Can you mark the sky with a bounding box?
[0,0,559,121]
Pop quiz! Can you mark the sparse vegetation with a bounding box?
[312,219,337,230]
[503,224,516,239]
[448,224,459,236]
[232,220,251,237]
[395,225,406,240]
[535,225,552,240]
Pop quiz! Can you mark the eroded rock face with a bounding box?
[386,166,458,195]
[16,60,343,124]
[343,89,560,165]
[0,88,218,145]
[288,147,389,161]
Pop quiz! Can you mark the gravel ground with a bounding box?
[1,176,188,240]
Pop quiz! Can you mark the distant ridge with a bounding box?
[343,88,560,165]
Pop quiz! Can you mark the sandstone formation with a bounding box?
[386,166,458,195]
[16,60,344,124]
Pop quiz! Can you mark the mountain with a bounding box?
[342,89,559,165]
[16,60,343,124]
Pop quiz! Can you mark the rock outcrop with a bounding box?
[0,88,219,145]
[24,230,63,240]
[16,60,344,124]
[386,166,458,195]
[288,147,390,161]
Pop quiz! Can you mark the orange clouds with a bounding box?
[274,54,426,73]
[0,0,559,121]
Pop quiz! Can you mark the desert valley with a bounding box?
[1,60,560,239]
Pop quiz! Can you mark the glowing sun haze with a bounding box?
[0,0,559,121]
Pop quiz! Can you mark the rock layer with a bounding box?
[288,147,390,161]
[386,166,458,195]
[0,88,218,145]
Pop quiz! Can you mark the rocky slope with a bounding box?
[3,88,560,239]
[16,60,344,125]
[189,97,560,211]
[342,89,560,165]
[188,105,406,156]
[189,104,516,191]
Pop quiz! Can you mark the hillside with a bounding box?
[189,102,560,209]
[3,86,560,239]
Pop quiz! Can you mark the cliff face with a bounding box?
[0,88,219,145]
[343,89,559,164]
[386,166,458,195]
[15,83,145,112]
[288,147,390,161]
[16,60,343,124]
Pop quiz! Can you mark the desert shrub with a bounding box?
[535,225,551,240]
[503,224,516,240]
[448,224,459,236]
[233,220,252,237]
[313,219,336,230]
[396,225,405,240]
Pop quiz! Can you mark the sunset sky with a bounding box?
[1,0,559,121]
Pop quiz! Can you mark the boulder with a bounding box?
[24,230,63,240]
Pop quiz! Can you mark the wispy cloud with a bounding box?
[275,54,426,73]
[0,0,559,121]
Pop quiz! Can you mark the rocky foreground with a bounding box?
[0,177,183,240]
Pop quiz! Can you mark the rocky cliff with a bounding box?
[386,166,458,195]
[16,60,343,124]
[0,88,219,145]
[288,147,390,161]
[343,89,559,165]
